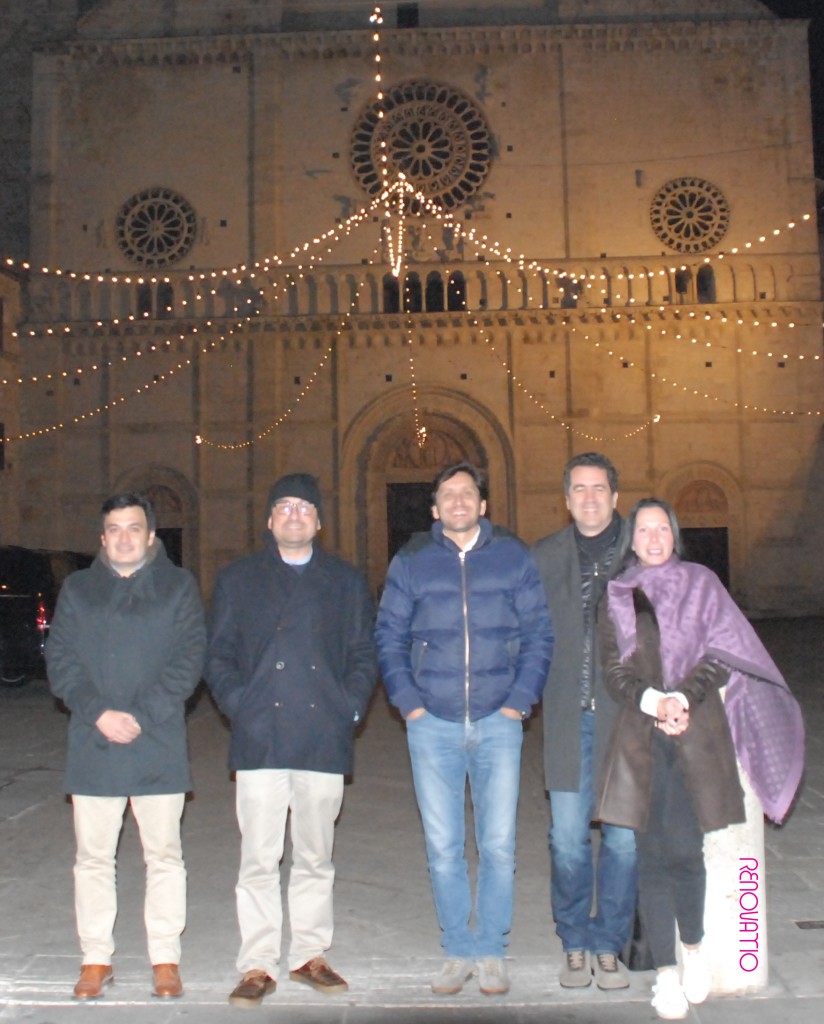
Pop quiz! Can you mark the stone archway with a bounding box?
[672,478,731,587]
[339,388,514,593]
[659,463,743,596]
[112,464,200,574]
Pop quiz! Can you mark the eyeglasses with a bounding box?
[273,501,315,517]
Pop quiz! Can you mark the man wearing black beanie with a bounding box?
[206,473,377,1007]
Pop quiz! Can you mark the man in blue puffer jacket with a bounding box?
[375,461,553,997]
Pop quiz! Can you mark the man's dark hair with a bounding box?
[431,461,488,503]
[563,452,619,495]
[100,491,156,532]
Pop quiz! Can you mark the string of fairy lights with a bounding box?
[3,201,820,442]
[3,204,813,325]
[2,2,822,447]
[194,283,395,451]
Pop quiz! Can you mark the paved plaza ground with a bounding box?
[1,618,822,1023]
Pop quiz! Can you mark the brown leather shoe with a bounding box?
[289,957,348,994]
[152,963,183,998]
[73,964,113,1000]
[228,970,277,1007]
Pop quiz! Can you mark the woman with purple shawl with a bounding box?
[596,499,803,1021]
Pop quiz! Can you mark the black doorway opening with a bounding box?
[681,527,729,590]
[386,482,433,561]
[156,527,183,567]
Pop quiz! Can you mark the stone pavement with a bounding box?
[0,618,822,1023]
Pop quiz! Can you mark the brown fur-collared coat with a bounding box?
[596,588,745,834]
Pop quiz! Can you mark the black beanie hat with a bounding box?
[267,473,323,520]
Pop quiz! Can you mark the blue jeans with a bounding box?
[406,710,523,958]
[549,710,637,954]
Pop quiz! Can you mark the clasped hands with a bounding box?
[655,694,689,735]
[96,709,142,743]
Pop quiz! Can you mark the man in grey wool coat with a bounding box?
[47,491,206,1002]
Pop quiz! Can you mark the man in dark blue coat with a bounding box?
[375,462,553,997]
[206,473,377,1008]
[47,492,206,1002]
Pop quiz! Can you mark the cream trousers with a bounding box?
[72,793,186,965]
[235,769,344,977]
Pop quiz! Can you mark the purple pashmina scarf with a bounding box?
[607,557,804,823]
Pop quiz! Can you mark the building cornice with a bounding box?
[21,301,823,346]
[40,19,801,68]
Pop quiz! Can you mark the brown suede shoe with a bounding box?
[73,964,113,1000]
[152,963,183,998]
[228,970,277,1008]
[289,957,348,995]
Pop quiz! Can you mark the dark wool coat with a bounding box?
[205,536,377,775]
[376,518,553,722]
[596,589,746,834]
[46,542,206,796]
[532,524,620,792]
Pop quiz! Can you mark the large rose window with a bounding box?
[650,177,730,254]
[116,186,197,268]
[351,81,493,211]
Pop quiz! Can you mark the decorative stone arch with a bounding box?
[111,464,200,574]
[730,263,756,302]
[636,266,654,305]
[658,462,744,592]
[339,386,515,592]
[713,260,735,303]
[753,262,777,302]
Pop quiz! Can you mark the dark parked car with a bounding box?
[0,546,93,686]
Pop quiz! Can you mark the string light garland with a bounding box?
[1,0,818,448]
[3,178,813,339]
[577,329,822,417]
[0,320,236,387]
[452,214,815,290]
[401,295,428,447]
[3,353,197,441]
[194,344,332,449]
[2,203,813,302]
[571,309,822,364]
[468,318,661,442]
[192,289,368,449]
[647,370,822,416]
[2,316,265,441]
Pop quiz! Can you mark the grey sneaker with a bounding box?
[431,958,473,995]
[477,957,509,995]
[593,952,630,990]
[559,949,592,988]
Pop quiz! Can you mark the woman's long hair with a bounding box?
[612,497,685,577]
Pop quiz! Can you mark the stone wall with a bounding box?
[2,0,822,614]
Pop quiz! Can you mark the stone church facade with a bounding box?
[1,0,822,613]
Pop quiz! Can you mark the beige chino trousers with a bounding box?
[235,768,344,978]
[72,793,186,965]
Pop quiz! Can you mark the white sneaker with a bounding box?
[681,944,710,1004]
[477,957,509,995]
[431,958,473,995]
[651,967,689,1020]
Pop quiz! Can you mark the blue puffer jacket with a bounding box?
[376,519,554,722]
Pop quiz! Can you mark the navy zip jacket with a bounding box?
[375,518,554,722]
